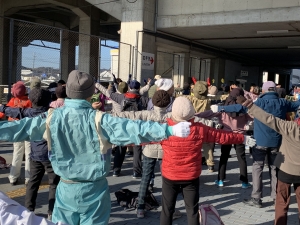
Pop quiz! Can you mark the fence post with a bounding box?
[59,29,63,80]
[7,18,14,102]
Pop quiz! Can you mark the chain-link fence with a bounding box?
[0,17,131,104]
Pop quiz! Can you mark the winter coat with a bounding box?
[0,105,48,161]
[112,107,213,159]
[0,96,32,120]
[108,90,148,112]
[148,85,157,98]
[95,83,122,113]
[248,104,300,176]
[196,110,253,134]
[217,94,300,147]
[49,98,65,109]
[161,118,245,181]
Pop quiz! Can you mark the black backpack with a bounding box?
[115,189,159,211]
[121,96,148,112]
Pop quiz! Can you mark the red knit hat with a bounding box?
[12,81,26,98]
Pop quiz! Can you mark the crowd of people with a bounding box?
[0,71,299,225]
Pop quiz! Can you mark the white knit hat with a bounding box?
[154,75,161,80]
[171,97,195,122]
[155,78,173,91]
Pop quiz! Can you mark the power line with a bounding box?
[14,0,121,15]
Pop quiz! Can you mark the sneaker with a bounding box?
[132,172,142,179]
[215,180,224,187]
[47,214,52,221]
[172,210,182,220]
[243,198,262,208]
[208,166,214,172]
[136,209,145,218]
[173,209,182,220]
[10,179,18,186]
[113,171,120,177]
[242,182,252,189]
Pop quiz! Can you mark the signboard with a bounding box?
[241,70,248,77]
[142,52,155,70]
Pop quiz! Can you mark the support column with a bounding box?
[173,53,190,88]
[61,31,76,81]
[12,45,22,83]
[0,14,10,102]
[119,0,156,82]
[210,58,225,88]
[78,17,99,78]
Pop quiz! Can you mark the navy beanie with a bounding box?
[129,80,141,90]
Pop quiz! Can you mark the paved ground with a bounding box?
[1,141,299,225]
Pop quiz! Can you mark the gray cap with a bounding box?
[30,77,41,90]
[66,70,95,99]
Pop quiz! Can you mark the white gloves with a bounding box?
[210,105,219,113]
[172,122,191,137]
[243,135,256,147]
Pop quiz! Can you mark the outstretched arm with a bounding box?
[99,114,189,146]
[202,125,245,145]
[248,104,300,140]
[211,104,248,114]
[0,115,46,142]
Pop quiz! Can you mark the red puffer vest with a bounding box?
[161,118,244,181]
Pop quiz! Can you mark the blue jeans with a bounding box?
[137,154,161,209]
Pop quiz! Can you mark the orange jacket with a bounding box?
[0,96,32,120]
[161,118,245,181]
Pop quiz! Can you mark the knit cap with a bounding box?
[55,85,67,98]
[262,81,276,92]
[66,70,95,99]
[154,75,161,80]
[193,81,208,99]
[155,79,173,91]
[152,90,170,108]
[29,88,51,108]
[30,77,41,90]
[129,80,141,90]
[171,97,195,122]
[118,82,128,94]
[57,80,66,86]
[12,81,26,98]
[208,86,218,95]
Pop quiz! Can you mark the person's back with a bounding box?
[49,99,111,181]
[254,91,295,147]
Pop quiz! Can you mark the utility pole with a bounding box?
[32,52,36,77]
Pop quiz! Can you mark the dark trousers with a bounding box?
[113,146,127,172]
[218,144,248,183]
[133,145,142,174]
[251,146,278,200]
[160,176,199,225]
[275,179,300,225]
[113,145,142,174]
[25,159,60,214]
[138,155,162,209]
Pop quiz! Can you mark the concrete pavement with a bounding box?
[1,141,299,225]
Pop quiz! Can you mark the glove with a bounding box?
[210,105,219,113]
[172,122,191,138]
[243,135,256,147]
